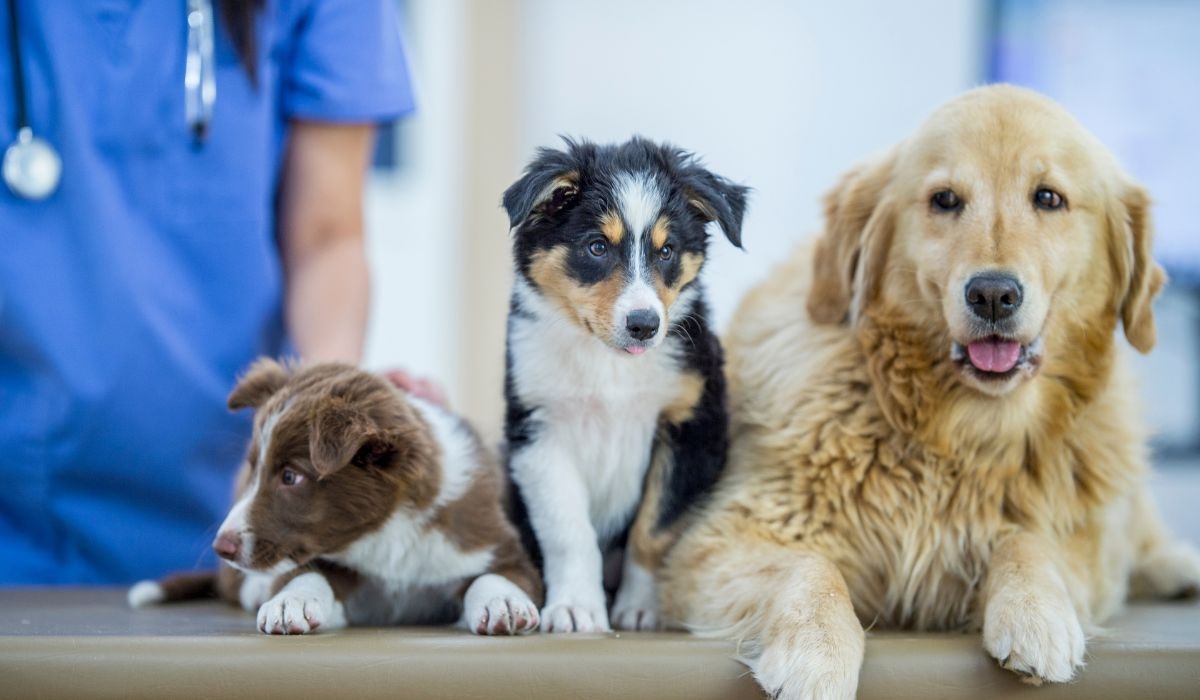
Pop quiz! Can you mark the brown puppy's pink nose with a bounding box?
[213,532,241,561]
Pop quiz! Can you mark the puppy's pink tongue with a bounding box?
[967,340,1021,373]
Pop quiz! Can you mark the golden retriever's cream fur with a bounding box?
[661,85,1200,699]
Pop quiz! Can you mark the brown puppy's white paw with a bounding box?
[257,591,326,635]
[462,574,540,635]
[255,572,344,635]
[983,587,1085,684]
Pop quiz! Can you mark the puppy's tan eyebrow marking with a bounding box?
[600,211,625,245]
[650,215,671,250]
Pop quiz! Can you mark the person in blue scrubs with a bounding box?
[0,1,414,583]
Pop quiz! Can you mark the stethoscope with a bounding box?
[3,0,216,201]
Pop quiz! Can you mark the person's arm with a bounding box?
[277,120,375,363]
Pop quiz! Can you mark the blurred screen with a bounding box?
[991,0,1200,282]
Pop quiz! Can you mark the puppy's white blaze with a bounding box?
[127,580,165,608]
[256,402,287,469]
[615,172,663,244]
[616,171,663,285]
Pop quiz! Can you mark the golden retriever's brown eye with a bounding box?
[931,190,962,212]
[1033,188,1065,211]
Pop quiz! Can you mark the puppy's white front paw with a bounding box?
[611,604,658,631]
[462,574,540,635]
[257,590,327,635]
[541,601,610,633]
[612,560,661,631]
[984,587,1085,684]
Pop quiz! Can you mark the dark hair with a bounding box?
[220,0,265,82]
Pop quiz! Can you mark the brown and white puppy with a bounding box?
[661,85,1200,698]
[129,360,542,635]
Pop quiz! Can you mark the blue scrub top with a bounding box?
[0,1,414,584]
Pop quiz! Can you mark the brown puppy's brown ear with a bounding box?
[807,148,899,325]
[227,358,289,411]
[309,402,376,478]
[1110,184,1167,353]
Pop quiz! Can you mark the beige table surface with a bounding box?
[0,587,1197,699]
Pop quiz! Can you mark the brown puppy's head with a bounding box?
[809,84,1165,397]
[213,359,438,575]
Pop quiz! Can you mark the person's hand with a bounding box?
[383,369,450,409]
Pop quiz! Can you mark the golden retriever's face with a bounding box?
[809,85,1165,398]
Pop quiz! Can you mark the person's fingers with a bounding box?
[382,369,449,409]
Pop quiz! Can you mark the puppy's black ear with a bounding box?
[678,160,749,249]
[228,358,289,411]
[502,139,587,230]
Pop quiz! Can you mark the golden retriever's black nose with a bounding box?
[626,309,660,340]
[966,274,1023,322]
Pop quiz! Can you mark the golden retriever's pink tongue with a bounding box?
[967,340,1021,373]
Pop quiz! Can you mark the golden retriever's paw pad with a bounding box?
[1138,541,1200,600]
[751,629,863,700]
[257,592,327,635]
[983,592,1085,683]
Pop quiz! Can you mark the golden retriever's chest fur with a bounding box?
[723,305,1142,631]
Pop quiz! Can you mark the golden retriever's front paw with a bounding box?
[751,617,864,700]
[983,588,1085,684]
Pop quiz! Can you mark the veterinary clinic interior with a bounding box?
[3,1,1199,698]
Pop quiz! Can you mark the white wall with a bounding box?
[517,0,988,329]
[362,1,466,393]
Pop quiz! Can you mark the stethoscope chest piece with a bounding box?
[3,126,61,200]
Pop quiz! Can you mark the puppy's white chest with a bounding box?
[511,313,682,539]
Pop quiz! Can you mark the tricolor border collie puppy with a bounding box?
[502,137,747,632]
[129,360,543,636]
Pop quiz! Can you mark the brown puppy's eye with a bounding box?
[931,190,962,212]
[1033,188,1065,210]
[587,239,608,257]
[659,244,674,261]
[280,468,305,487]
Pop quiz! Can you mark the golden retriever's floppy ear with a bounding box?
[807,148,899,325]
[1109,184,1167,353]
[227,358,289,411]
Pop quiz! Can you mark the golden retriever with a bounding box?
[660,85,1200,698]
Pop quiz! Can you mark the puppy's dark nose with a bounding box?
[213,532,241,561]
[625,309,660,341]
[965,273,1023,323]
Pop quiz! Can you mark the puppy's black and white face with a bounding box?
[504,137,747,355]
